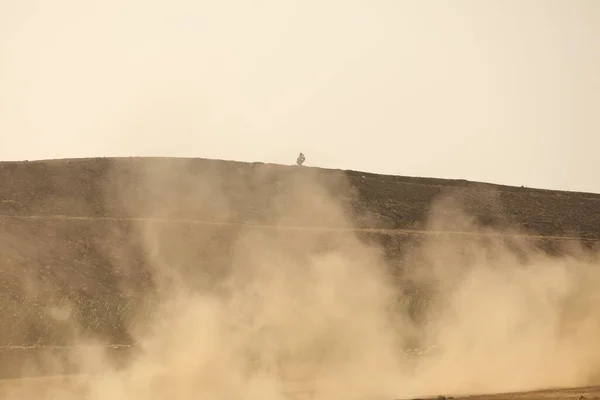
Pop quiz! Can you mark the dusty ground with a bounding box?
[0,157,599,399]
[1,376,600,400]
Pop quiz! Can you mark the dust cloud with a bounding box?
[2,160,600,400]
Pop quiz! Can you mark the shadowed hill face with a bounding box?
[0,157,600,399]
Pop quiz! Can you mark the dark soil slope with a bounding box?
[0,157,599,378]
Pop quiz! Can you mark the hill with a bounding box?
[0,157,600,396]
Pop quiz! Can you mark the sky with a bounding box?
[0,0,599,193]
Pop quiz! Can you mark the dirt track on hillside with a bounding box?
[1,213,598,242]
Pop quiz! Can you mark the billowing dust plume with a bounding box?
[3,160,600,400]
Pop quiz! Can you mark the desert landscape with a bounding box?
[0,156,600,400]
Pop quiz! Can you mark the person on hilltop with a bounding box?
[296,152,306,166]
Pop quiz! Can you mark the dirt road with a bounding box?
[0,375,599,400]
[0,213,597,242]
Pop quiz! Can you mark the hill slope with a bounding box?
[0,157,600,393]
[0,157,599,345]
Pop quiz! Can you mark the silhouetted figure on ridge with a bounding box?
[296,152,305,166]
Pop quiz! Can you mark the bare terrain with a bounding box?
[0,157,599,400]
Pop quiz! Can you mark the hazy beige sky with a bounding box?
[0,0,599,192]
